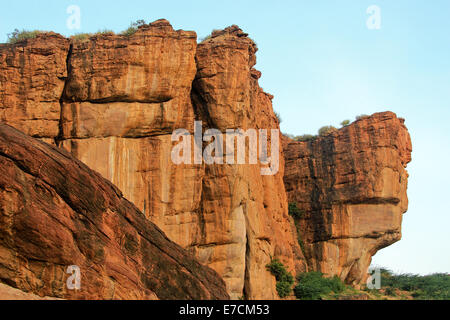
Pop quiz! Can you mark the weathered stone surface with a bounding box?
[0,123,229,300]
[0,33,70,139]
[64,19,196,105]
[58,22,207,288]
[60,23,306,299]
[191,25,305,299]
[283,112,412,285]
[0,283,60,300]
[58,19,200,221]
[0,20,412,300]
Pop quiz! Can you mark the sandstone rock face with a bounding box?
[0,21,304,299]
[59,19,199,222]
[0,33,70,141]
[59,24,305,299]
[0,283,60,300]
[0,20,412,299]
[0,124,229,300]
[283,112,412,285]
[191,26,305,299]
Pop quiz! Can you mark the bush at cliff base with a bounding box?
[294,272,345,300]
[266,259,295,298]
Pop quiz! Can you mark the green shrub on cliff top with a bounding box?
[340,119,351,127]
[318,125,338,136]
[121,19,146,37]
[7,29,46,44]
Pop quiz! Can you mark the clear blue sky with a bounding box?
[1,0,449,275]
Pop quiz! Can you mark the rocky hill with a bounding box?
[0,19,412,299]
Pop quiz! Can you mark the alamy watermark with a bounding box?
[366,5,381,30]
[66,5,81,30]
[66,265,81,290]
[367,267,381,289]
[171,121,280,176]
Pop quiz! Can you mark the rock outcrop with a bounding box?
[283,112,412,285]
[0,19,412,299]
[0,123,229,300]
[0,33,70,143]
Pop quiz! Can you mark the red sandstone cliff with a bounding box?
[0,19,412,299]
[283,112,412,285]
[191,26,305,299]
[0,123,229,300]
[0,33,70,143]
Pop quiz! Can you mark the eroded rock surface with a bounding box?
[283,112,412,285]
[0,33,70,142]
[191,26,305,299]
[0,283,60,300]
[0,19,412,299]
[58,23,306,299]
[0,123,229,300]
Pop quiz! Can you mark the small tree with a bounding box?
[340,120,350,127]
[121,19,146,37]
[318,125,337,136]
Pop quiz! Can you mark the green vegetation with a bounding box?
[286,121,350,141]
[288,203,306,255]
[71,30,114,42]
[97,29,114,35]
[295,134,317,142]
[288,202,304,219]
[293,220,305,256]
[71,33,92,42]
[340,119,350,127]
[7,29,46,44]
[121,19,146,37]
[284,133,317,142]
[291,268,449,300]
[318,125,338,136]
[294,272,345,300]
[266,259,295,298]
[377,268,449,300]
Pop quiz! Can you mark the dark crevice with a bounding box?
[243,230,250,300]
[55,43,73,146]
[311,230,401,244]
[61,96,174,104]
